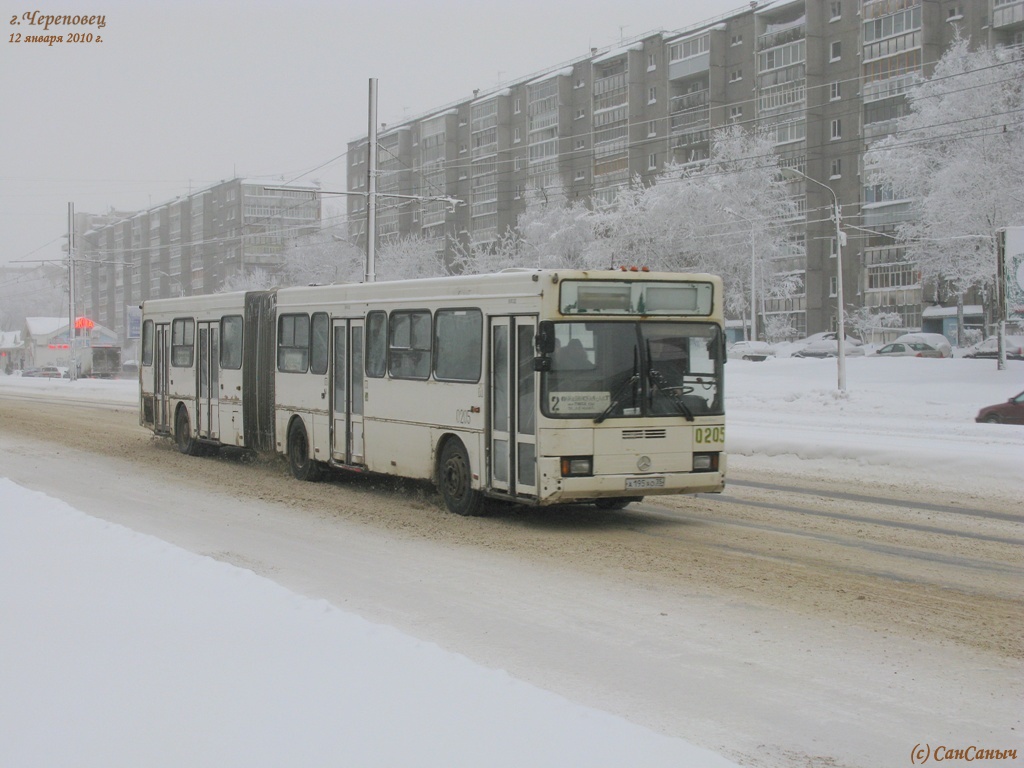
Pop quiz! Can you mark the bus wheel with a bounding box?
[288,420,321,482]
[174,407,201,457]
[438,439,485,516]
[594,496,642,510]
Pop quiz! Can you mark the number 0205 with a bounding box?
[694,426,725,444]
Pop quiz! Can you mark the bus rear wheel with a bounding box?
[438,439,485,516]
[288,420,322,482]
[175,406,201,457]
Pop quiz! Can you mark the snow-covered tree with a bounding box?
[517,190,597,269]
[375,235,450,281]
[451,228,527,275]
[280,229,363,286]
[846,305,904,343]
[864,39,1024,341]
[588,125,799,337]
[220,267,276,293]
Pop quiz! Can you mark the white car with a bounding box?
[874,341,944,358]
[893,333,952,357]
[728,341,776,361]
[792,333,865,358]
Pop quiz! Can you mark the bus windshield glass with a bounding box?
[540,321,723,420]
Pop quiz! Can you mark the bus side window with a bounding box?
[366,311,387,378]
[434,309,482,382]
[310,312,329,375]
[141,319,154,366]
[220,315,243,369]
[278,314,310,373]
[389,310,431,380]
[171,318,194,367]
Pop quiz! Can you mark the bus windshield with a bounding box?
[540,321,723,421]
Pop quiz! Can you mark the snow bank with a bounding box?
[0,480,739,768]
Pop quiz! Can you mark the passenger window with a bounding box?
[310,312,329,375]
[389,309,431,380]
[366,311,387,378]
[278,314,310,373]
[220,315,243,370]
[434,309,482,382]
[171,318,194,367]
[141,319,154,366]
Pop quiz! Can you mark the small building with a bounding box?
[23,317,119,374]
[0,331,25,373]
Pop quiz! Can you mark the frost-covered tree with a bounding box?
[451,228,527,275]
[864,39,1024,341]
[375,234,450,281]
[590,125,799,337]
[220,267,276,293]
[280,229,363,286]
[846,305,903,343]
[517,190,597,269]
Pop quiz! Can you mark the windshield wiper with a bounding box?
[594,347,640,424]
[647,367,695,422]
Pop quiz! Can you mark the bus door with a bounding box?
[196,321,220,440]
[331,319,365,466]
[489,316,537,498]
[154,322,171,433]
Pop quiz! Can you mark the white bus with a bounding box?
[140,269,727,515]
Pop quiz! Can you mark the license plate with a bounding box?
[626,476,665,489]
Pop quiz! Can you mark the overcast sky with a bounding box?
[1,0,745,267]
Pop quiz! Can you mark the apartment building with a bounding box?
[347,0,1015,338]
[74,179,321,340]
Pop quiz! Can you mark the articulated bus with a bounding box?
[139,269,726,515]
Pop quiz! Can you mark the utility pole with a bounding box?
[366,78,378,284]
[68,202,77,382]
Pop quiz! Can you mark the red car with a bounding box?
[975,391,1024,424]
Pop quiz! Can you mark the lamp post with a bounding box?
[782,168,847,392]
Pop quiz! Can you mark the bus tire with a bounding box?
[438,439,485,516]
[174,406,202,457]
[594,496,642,510]
[288,420,321,482]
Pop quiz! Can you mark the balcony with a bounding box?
[757,19,805,52]
[993,0,1024,27]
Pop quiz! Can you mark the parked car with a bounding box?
[963,335,1024,360]
[892,333,952,358]
[21,366,68,378]
[792,333,865,358]
[874,341,944,358]
[728,341,776,362]
[975,391,1024,424]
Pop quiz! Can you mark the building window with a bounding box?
[731,34,743,46]
[575,77,585,89]
[829,276,838,297]
[730,106,743,121]
[575,139,585,150]
[830,237,839,258]
[514,98,521,113]
[830,81,841,101]
[648,53,657,70]
[648,86,657,104]
[830,158,842,178]
[575,170,586,181]
[729,68,743,82]
[648,153,657,170]
[830,41,841,61]
[831,119,842,140]
[514,127,521,143]
[830,1,841,20]
[576,108,586,119]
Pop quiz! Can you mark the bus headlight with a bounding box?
[561,456,593,477]
[692,452,719,472]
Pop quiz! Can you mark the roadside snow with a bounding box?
[0,480,738,768]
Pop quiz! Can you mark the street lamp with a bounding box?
[782,168,848,392]
[724,207,758,342]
